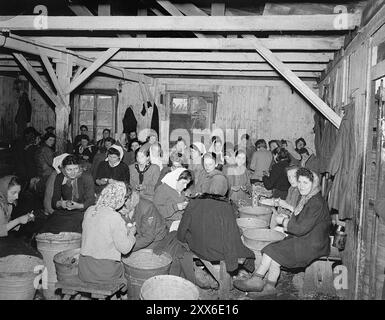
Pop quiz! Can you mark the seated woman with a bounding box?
[153,168,193,229]
[38,155,95,234]
[91,137,115,180]
[0,175,40,258]
[155,150,188,191]
[234,168,331,294]
[129,147,160,201]
[262,147,291,199]
[126,139,140,166]
[79,182,136,284]
[177,187,255,289]
[194,153,229,197]
[259,165,301,230]
[208,136,224,170]
[120,184,167,251]
[188,142,206,195]
[95,145,130,194]
[44,153,70,215]
[149,142,163,171]
[74,134,95,170]
[226,150,252,206]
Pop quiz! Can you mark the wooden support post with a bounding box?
[98,4,111,16]
[137,8,147,38]
[55,55,72,153]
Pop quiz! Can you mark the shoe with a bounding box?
[194,267,219,290]
[233,274,265,292]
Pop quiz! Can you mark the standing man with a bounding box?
[249,139,273,184]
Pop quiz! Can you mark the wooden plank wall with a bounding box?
[157,78,317,151]
[0,76,17,142]
[320,43,370,298]
[30,84,55,135]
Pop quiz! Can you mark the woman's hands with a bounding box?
[177,201,189,211]
[135,184,146,191]
[126,223,137,237]
[17,214,31,225]
[58,200,84,210]
[96,178,108,186]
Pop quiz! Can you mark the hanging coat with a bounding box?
[327,103,356,220]
[122,106,137,134]
[151,103,159,138]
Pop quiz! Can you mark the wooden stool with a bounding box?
[192,255,231,299]
[302,247,342,296]
[55,276,127,300]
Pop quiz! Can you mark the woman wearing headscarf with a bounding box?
[234,168,331,294]
[149,142,163,171]
[226,150,252,206]
[262,147,291,199]
[0,175,40,258]
[188,142,206,196]
[153,168,193,229]
[208,136,224,170]
[44,153,69,215]
[259,165,302,230]
[95,145,130,194]
[79,182,136,284]
[129,147,160,201]
[38,155,95,234]
[194,153,229,197]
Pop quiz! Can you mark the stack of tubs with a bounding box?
[238,205,285,266]
[122,249,172,300]
[35,232,82,299]
[0,255,43,300]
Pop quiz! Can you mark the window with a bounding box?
[73,90,118,142]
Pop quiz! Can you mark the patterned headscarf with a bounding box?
[94,181,127,214]
[292,172,321,216]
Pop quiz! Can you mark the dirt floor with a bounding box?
[34,270,341,300]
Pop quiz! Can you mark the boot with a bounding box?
[262,280,278,295]
[194,266,219,290]
[233,273,265,292]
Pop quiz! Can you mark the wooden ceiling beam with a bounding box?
[0,33,152,84]
[0,59,328,71]
[251,37,341,128]
[68,47,120,93]
[0,15,361,31]
[0,51,336,63]
[12,52,64,109]
[68,5,94,16]
[25,36,344,50]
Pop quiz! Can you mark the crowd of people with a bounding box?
[0,124,331,295]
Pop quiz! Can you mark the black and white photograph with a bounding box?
[0,0,384,308]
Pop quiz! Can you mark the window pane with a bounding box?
[79,95,94,138]
[96,95,114,141]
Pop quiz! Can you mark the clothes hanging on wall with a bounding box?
[122,106,137,134]
[15,92,32,135]
[327,103,356,220]
[151,103,159,138]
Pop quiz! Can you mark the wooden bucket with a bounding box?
[140,275,199,300]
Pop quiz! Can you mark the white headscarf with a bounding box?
[161,167,187,192]
[192,142,206,156]
[53,153,70,174]
[105,144,124,167]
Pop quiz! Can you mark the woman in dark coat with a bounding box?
[95,145,130,195]
[262,147,291,199]
[234,168,331,294]
[38,155,95,234]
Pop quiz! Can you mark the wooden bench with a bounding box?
[192,254,232,300]
[302,246,342,296]
[55,276,127,300]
